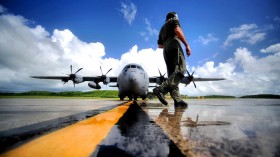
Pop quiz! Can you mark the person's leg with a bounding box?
[153,70,184,105]
[153,48,175,105]
[170,87,181,103]
[154,43,187,105]
[170,48,188,107]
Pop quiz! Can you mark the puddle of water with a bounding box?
[141,99,280,157]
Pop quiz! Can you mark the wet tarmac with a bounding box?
[0,99,124,131]
[142,99,280,157]
[0,98,279,157]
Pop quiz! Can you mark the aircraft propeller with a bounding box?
[186,69,196,88]
[64,65,83,87]
[158,69,166,84]
[100,66,112,85]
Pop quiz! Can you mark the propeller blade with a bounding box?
[105,68,112,75]
[70,65,73,74]
[158,69,166,77]
[191,69,196,76]
[186,70,191,77]
[75,68,83,74]
[100,66,103,75]
[185,69,197,88]
[193,81,197,88]
[158,69,162,76]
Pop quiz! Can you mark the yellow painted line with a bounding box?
[1,102,133,157]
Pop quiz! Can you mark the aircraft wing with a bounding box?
[181,76,225,88]
[31,76,118,83]
[149,75,225,88]
[31,76,69,80]
[108,77,118,82]
[82,76,118,82]
[193,78,226,81]
[30,65,118,89]
[30,76,71,83]
[149,77,157,83]
[31,75,118,89]
[149,76,225,83]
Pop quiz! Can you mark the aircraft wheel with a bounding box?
[119,95,125,101]
[141,96,146,100]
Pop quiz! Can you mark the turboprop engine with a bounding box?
[88,82,101,89]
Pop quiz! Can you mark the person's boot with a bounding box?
[174,100,188,107]
[153,87,168,105]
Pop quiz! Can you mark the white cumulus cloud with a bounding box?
[260,43,280,53]
[0,12,165,92]
[195,33,219,45]
[181,47,280,96]
[119,1,137,25]
[140,18,158,41]
[1,11,279,96]
[0,5,7,13]
[0,13,110,92]
[224,24,266,47]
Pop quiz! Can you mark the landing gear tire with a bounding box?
[119,95,124,101]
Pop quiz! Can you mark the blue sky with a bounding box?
[3,0,279,60]
[0,0,280,96]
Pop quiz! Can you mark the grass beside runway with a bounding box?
[0,95,121,100]
[0,90,237,100]
[2,90,280,99]
[0,90,119,99]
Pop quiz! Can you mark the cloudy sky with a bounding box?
[0,0,280,96]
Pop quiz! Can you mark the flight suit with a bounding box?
[157,17,186,103]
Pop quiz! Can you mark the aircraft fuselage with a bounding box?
[117,64,149,100]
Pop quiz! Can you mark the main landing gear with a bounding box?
[119,95,147,101]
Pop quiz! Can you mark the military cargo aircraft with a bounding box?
[31,63,225,100]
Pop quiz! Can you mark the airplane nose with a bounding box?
[128,73,137,83]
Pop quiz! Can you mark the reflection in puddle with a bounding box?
[182,115,231,127]
[141,99,280,157]
[94,102,184,157]
[146,104,194,156]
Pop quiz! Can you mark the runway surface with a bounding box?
[0,98,279,157]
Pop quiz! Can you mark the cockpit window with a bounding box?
[123,64,143,71]
[124,66,129,71]
[137,66,144,70]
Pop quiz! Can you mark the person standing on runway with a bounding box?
[153,12,191,107]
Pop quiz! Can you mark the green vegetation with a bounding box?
[204,95,236,99]
[0,90,119,98]
[180,95,235,99]
[240,94,280,99]
[1,91,279,99]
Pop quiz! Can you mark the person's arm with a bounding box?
[174,26,191,57]
[157,33,164,48]
[158,44,164,48]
